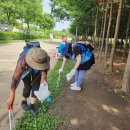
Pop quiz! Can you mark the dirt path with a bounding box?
[51,62,130,130]
[0,39,60,130]
[1,40,130,130]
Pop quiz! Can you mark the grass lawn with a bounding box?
[0,39,50,44]
[0,40,24,44]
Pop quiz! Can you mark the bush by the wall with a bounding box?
[0,31,49,40]
[53,31,63,39]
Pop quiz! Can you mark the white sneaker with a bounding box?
[70,82,77,87]
[70,86,81,91]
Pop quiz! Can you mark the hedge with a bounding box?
[0,31,49,40]
[15,60,73,130]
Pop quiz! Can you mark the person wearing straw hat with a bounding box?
[7,47,50,116]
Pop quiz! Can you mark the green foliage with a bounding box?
[16,112,63,130]
[52,29,70,39]
[0,0,16,16]
[20,0,42,28]
[50,0,71,21]
[0,31,49,40]
[51,0,95,21]
[53,30,68,39]
[37,13,56,31]
[0,0,56,32]
[50,0,97,36]
[51,0,130,38]
[0,13,7,24]
[0,0,20,29]
[48,60,72,96]
[16,60,73,130]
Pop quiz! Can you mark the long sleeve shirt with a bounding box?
[11,58,48,94]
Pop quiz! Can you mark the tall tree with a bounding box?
[0,0,17,30]
[22,0,42,31]
[98,16,104,55]
[109,0,123,73]
[51,0,97,36]
[99,1,109,57]
[93,7,99,45]
[37,13,56,33]
[123,11,130,60]
[105,0,113,63]
[122,48,130,92]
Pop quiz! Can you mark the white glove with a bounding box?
[42,81,47,86]
[59,68,63,74]
[66,69,76,81]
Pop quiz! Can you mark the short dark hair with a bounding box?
[73,46,82,57]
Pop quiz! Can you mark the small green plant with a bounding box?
[16,60,73,130]
[0,31,49,41]
[115,81,122,89]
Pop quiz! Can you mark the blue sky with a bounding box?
[43,0,70,31]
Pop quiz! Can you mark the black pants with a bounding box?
[22,73,41,98]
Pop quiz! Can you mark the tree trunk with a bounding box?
[91,35,93,42]
[93,7,99,45]
[109,0,123,73]
[27,22,30,34]
[105,0,113,63]
[44,28,46,34]
[98,16,104,56]
[122,49,130,92]
[27,23,30,30]
[87,27,90,40]
[21,19,24,30]
[86,29,88,40]
[95,24,99,49]
[123,11,130,60]
[7,13,11,31]
[99,3,109,57]
[75,26,78,42]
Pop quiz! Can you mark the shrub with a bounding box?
[0,31,49,40]
[53,31,63,39]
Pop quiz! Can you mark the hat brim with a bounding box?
[25,48,50,70]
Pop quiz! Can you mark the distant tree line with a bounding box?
[0,0,56,33]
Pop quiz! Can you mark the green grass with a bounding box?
[0,38,50,44]
[15,60,73,130]
[0,40,24,44]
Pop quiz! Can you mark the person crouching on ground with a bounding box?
[7,43,50,116]
[58,38,95,91]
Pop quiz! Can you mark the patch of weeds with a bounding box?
[16,60,73,130]
[48,60,72,97]
[16,113,64,130]
[0,40,23,44]
[115,81,122,89]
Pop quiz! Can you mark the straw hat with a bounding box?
[25,48,50,70]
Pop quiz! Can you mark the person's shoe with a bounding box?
[21,102,31,111]
[70,82,77,87]
[30,108,38,116]
[70,86,81,91]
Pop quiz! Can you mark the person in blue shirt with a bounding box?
[58,39,95,91]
